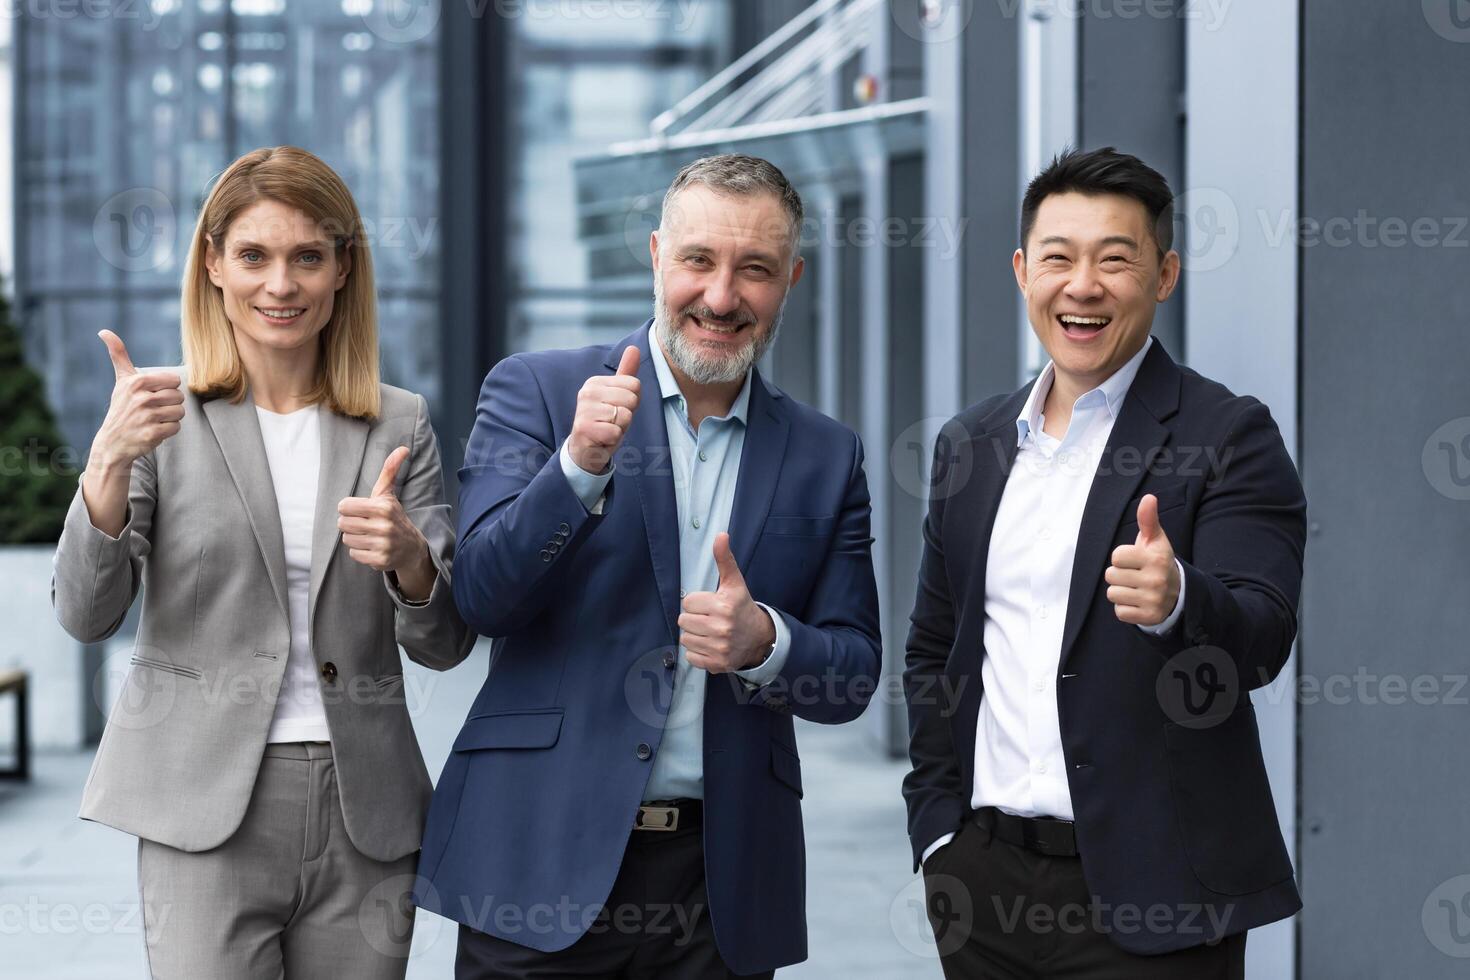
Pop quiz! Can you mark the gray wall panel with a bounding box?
[1184,3,1300,975]
[1077,1,1185,358]
[960,0,1023,405]
[1300,2,1470,976]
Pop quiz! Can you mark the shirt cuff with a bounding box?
[922,832,957,865]
[735,603,791,687]
[1137,558,1187,636]
[559,439,613,515]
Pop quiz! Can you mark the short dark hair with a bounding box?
[1019,146,1175,257]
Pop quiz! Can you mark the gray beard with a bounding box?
[651,275,784,385]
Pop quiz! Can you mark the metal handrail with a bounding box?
[651,0,849,136]
[602,96,932,158]
[683,0,878,134]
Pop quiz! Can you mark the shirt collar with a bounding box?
[648,327,753,426]
[1015,335,1153,446]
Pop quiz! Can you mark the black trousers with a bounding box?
[922,818,1247,979]
[455,821,773,980]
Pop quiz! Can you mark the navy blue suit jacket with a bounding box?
[415,322,882,974]
[902,340,1306,955]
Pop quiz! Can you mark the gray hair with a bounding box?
[659,153,804,263]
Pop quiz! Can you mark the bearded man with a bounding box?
[418,153,882,980]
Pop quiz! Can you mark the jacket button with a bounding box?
[558,523,571,535]
[321,662,337,681]
[635,742,652,761]
[662,650,677,669]
[540,549,552,562]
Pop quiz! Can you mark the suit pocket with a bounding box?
[129,655,202,680]
[453,709,564,752]
[770,741,803,797]
[763,515,837,538]
[1122,483,1188,525]
[1163,704,1294,895]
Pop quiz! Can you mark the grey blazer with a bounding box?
[51,368,475,862]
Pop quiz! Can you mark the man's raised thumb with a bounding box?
[1135,493,1164,546]
[713,532,745,591]
[616,345,640,377]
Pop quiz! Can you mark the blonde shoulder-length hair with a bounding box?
[181,145,380,419]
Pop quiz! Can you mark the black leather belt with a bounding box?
[974,806,1079,857]
[635,798,702,833]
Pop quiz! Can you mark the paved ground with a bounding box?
[0,641,942,978]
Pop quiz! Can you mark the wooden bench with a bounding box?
[0,669,29,781]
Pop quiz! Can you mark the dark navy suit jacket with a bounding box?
[415,322,882,974]
[902,340,1306,955]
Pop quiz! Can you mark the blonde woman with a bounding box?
[51,146,473,978]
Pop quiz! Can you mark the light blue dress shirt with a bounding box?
[558,336,792,801]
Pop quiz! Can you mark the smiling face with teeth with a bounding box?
[204,198,350,365]
[650,183,804,390]
[1013,191,1180,402]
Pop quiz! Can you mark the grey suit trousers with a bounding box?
[137,742,418,980]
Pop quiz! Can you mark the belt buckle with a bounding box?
[637,805,679,832]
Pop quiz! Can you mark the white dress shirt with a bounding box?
[256,403,332,745]
[922,338,1185,863]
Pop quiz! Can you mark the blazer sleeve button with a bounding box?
[635,742,652,761]
[321,662,338,681]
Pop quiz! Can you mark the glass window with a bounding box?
[15,0,440,452]
[506,0,731,353]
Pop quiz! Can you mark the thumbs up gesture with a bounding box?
[567,345,642,475]
[678,532,776,673]
[338,447,435,593]
[89,329,186,471]
[1104,493,1181,627]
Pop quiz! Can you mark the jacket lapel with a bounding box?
[728,371,789,573]
[309,405,370,634]
[609,324,681,642]
[931,399,1026,737]
[950,398,1027,674]
[201,394,289,620]
[1058,341,1181,671]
